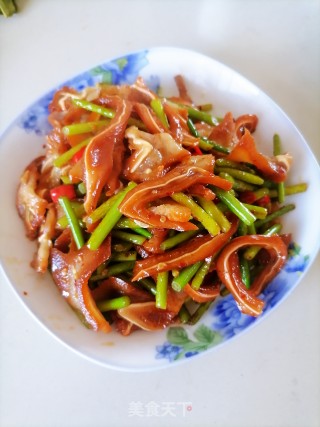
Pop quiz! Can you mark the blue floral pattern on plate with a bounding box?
[156,324,222,362]
[18,50,155,136]
[156,243,309,362]
[19,90,56,136]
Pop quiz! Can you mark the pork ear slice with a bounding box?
[118,286,187,331]
[16,157,48,240]
[91,276,154,304]
[227,129,292,183]
[123,125,190,182]
[84,96,132,213]
[31,205,57,273]
[50,237,112,332]
[118,302,177,331]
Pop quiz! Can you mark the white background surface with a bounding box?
[0,1,319,426]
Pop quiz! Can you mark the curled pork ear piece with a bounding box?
[50,237,112,332]
[227,129,292,183]
[216,235,287,317]
[16,157,48,240]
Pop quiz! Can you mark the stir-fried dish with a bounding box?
[16,75,307,335]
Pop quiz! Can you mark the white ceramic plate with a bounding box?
[0,47,319,371]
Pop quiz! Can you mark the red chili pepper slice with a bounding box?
[192,145,203,155]
[72,146,86,163]
[239,191,257,204]
[256,195,271,206]
[50,184,76,203]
